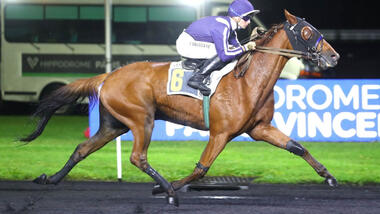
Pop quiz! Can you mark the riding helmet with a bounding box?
[228,0,260,20]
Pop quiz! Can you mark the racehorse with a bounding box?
[21,10,339,206]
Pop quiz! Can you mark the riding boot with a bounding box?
[182,58,205,70]
[187,55,227,96]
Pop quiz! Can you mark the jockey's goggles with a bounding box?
[241,10,260,21]
[242,15,252,21]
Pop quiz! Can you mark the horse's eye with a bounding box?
[301,26,313,41]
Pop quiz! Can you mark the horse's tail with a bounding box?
[20,73,109,142]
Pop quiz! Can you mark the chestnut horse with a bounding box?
[21,10,339,206]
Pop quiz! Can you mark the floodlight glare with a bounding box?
[182,0,205,7]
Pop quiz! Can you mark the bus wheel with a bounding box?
[39,83,74,115]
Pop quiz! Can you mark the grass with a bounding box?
[0,115,380,185]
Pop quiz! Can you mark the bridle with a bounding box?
[234,17,325,78]
[252,17,324,65]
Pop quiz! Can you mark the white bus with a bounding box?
[0,0,299,107]
[0,0,205,103]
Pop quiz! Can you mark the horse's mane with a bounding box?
[234,23,284,78]
[257,23,284,46]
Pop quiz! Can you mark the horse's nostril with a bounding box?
[329,54,340,66]
[332,53,340,61]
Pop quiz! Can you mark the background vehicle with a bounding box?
[0,0,302,113]
[0,0,200,106]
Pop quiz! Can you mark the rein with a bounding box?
[254,46,319,61]
[234,19,323,78]
[243,20,323,63]
[235,46,308,79]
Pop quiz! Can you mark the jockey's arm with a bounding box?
[211,27,245,62]
[228,31,243,49]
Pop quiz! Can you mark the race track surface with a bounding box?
[0,181,379,214]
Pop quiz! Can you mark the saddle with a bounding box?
[167,60,237,129]
[167,60,238,100]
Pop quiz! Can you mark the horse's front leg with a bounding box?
[152,133,230,194]
[126,113,180,206]
[248,123,338,187]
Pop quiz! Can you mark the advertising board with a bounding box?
[89,79,380,142]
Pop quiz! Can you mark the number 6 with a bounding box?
[170,69,184,92]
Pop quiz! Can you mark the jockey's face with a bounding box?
[237,17,250,29]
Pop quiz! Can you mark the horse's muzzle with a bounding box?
[320,51,340,69]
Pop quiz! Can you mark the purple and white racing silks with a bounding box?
[176,16,245,62]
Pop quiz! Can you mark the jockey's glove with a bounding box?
[243,41,256,51]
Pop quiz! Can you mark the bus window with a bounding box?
[5,5,43,19]
[80,6,104,20]
[77,5,104,43]
[4,5,43,42]
[113,6,196,45]
[43,6,79,43]
[46,5,78,20]
[113,6,147,44]
[147,6,196,44]
[4,4,196,45]
[4,4,103,43]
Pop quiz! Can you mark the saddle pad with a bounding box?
[167,60,238,100]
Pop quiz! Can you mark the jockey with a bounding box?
[176,0,259,95]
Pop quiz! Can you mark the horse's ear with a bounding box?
[284,9,297,25]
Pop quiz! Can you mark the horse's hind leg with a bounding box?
[248,124,338,186]
[33,103,128,185]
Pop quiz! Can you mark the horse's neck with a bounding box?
[246,30,290,87]
[238,29,289,111]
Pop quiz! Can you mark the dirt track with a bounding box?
[0,181,379,214]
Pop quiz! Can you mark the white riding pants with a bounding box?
[176,31,217,59]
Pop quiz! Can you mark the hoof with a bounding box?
[325,177,338,187]
[166,195,179,207]
[152,184,165,195]
[33,174,49,185]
